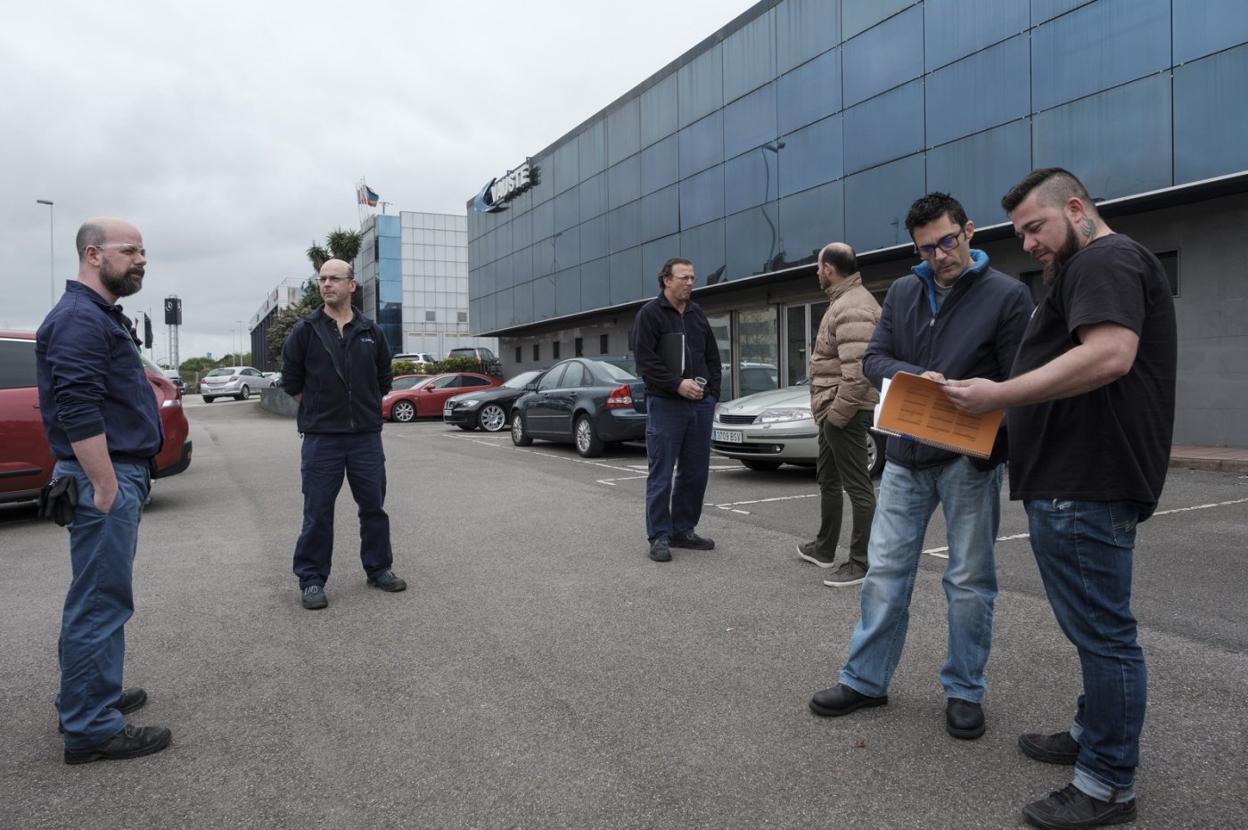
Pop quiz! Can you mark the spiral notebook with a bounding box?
[874,372,1003,459]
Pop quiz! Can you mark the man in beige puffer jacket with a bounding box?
[797,243,881,586]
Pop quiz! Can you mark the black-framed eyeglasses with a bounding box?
[915,230,965,259]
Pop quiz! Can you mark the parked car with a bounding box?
[200,366,275,402]
[447,346,502,376]
[711,381,884,476]
[164,368,185,391]
[383,372,501,423]
[0,331,192,505]
[510,358,648,457]
[393,352,436,370]
[262,371,282,385]
[442,369,543,432]
[391,373,432,391]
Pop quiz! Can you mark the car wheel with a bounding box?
[457,424,476,432]
[392,400,416,423]
[741,459,782,471]
[203,396,214,403]
[478,403,507,432]
[574,415,604,458]
[867,430,885,477]
[511,411,533,446]
[237,385,250,401]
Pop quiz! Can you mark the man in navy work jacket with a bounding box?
[281,258,406,610]
[629,256,722,563]
[36,217,172,764]
[809,193,1033,741]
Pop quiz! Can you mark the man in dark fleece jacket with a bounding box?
[629,257,722,563]
[809,193,1033,743]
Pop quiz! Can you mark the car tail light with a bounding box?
[161,398,181,409]
[606,384,633,409]
[229,376,238,382]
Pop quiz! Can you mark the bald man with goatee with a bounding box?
[36,218,173,763]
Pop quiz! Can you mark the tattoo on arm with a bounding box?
[1081,217,1095,239]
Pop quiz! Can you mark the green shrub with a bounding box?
[392,360,419,376]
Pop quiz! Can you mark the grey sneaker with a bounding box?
[823,561,867,587]
[301,585,328,610]
[796,541,836,568]
[367,571,408,592]
[649,538,672,562]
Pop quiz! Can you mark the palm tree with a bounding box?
[326,228,361,263]
[306,242,330,272]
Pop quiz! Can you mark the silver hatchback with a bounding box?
[200,366,274,402]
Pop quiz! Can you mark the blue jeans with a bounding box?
[293,431,393,588]
[1025,498,1146,804]
[644,395,715,541]
[840,457,1003,702]
[54,459,150,749]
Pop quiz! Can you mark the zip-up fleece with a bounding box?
[630,292,722,400]
[864,249,1033,470]
[280,307,393,434]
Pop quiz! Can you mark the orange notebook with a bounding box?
[875,372,1004,459]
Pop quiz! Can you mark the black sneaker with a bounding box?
[823,561,868,587]
[796,541,836,568]
[1022,784,1136,829]
[809,684,888,717]
[649,538,672,562]
[367,571,407,592]
[59,687,147,734]
[64,724,172,765]
[1020,730,1080,765]
[946,698,986,740]
[670,531,714,550]
[301,585,328,609]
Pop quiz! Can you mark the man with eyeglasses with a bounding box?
[280,258,406,609]
[36,218,173,763]
[810,193,1033,743]
[630,257,722,562]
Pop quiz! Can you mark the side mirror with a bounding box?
[525,382,539,391]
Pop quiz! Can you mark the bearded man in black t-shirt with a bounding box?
[945,168,1176,830]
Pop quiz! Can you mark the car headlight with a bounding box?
[756,407,812,424]
[455,400,479,408]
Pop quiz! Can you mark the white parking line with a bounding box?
[440,432,640,473]
[595,464,741,487]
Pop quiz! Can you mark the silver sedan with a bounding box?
[200,366,275,402]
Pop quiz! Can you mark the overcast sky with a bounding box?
[2,0,755,362]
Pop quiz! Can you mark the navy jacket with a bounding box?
[630,292,722,400]
[35,281,163,465]
[864,250,1033,470]
[280,307,392,434]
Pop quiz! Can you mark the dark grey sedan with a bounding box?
[510,359,648,457]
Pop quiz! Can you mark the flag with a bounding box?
[357,184,379,207]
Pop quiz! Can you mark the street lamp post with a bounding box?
[36,199,54,306]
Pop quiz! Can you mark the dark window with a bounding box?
[0,338,37,389]
[1156,250,1180,296]
[575,337,584,356]
[560,361,588,388]
[533,343,540,362]
[464,376,491,387]
[538,363,564,390]
[515,346,522,363]
[457,311,468,323]
[553,342,561,360]
[1019,269,1045,305]
[425,311,436,322]
[600,334,609,354]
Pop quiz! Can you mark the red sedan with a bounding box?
[382,372,501,423]
[0,331,192,505]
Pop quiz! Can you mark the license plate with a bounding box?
[713,429,743,443]
[443,407,453,417]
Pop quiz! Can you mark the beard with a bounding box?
[1043,221,1082,285]
[100,260,144,297]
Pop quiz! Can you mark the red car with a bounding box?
[0,331,192,505]
[382,372,501,423]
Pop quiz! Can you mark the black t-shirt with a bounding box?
[1006,234,1176,511]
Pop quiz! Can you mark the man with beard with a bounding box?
[945,168,1176,828]
[36,218,172,763]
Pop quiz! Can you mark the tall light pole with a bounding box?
[236,320,243,363]
[36,199,54,306]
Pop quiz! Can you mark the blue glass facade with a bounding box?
[467,0,1248,335]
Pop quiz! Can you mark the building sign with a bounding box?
[473,161,538,212]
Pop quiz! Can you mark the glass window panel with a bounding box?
[579,119,607,179]
[679,220,727,286]
[779,114,843,197]
[511,245,533,286]
[679,110,724,178]
[529,152,553,204]
[678,43,723,128]
[531,198,554,242]
[1031,0,1094,25]
[554,188,579,233]
[640,73,678,148]
[553,139,579,195]
[1033,74,1172,200]
[706,312,734,399]
[724,83,778,160]
[607,98,641,167]
[533,236,556,278]
[725,204,782,280]
[724,148,780,215]
[778,178,844,267]
[554,225,580,269]
[786,305,807,385]
[736,307,780,396]
[580,214,608,264]
[580,256,611,311]
[778,47,841,136]
[608,200,642,253]
[513,279,533,324]
[843,80,923,173]
[776,0,840,74]
[924,0,1028,71]
[930,58,1026,151]
[555,266,581,316]
[580,172,608,221]
[842,5,923,107]
[926,119,1032,228]
[844,154,925,252]
[1031,0,1170,112]
[608,155,641,210]
[1174,0,1248,63]
[641,134,679,195]
[641,185,679,242]
[610,247,644,305]
[493,221,513,260]
[532,274,555,319]
[679,165,726,229]
[1175,45,1248,183]
[640,235,680,296]
[723,10,775,103]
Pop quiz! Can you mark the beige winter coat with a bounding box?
[809,274,882,427]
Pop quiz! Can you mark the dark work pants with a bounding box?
[814,410,876,569]
[644,394,715,541]
[293,431,393,589]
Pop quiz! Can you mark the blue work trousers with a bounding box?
[644,395,715,541]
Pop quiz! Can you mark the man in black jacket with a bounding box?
[809,193,1033,741]
[629,257,722,562]
[281,259,406,609]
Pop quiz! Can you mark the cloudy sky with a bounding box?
[2,0,754,362]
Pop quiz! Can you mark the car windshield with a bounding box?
[590,360,639,382]
[391,375,427,390]
[502,370,542,389]
[207,368,235,377]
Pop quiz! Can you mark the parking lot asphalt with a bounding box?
[2,402,1246,829]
